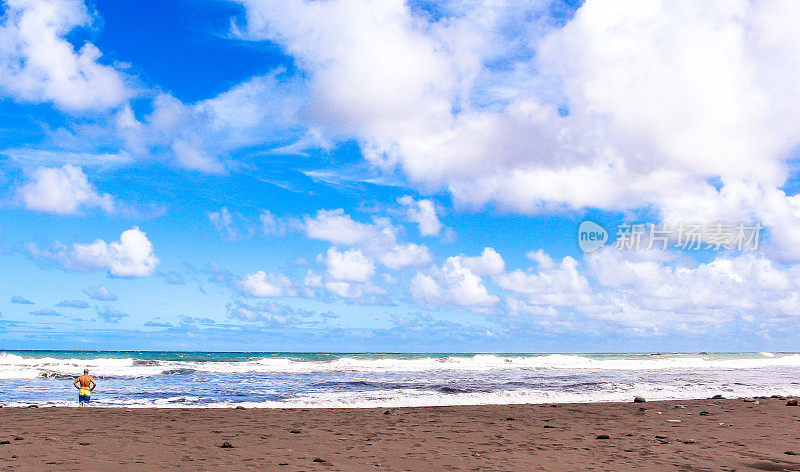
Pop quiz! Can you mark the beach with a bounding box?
[2,397,799,471]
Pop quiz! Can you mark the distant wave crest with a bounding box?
[2,352,800,380]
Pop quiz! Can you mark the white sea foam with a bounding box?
[8,383,799,409]
[3,352,800,379]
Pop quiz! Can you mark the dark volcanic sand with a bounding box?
[2,398,800,471]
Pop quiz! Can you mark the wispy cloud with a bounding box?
[10,295,34,305]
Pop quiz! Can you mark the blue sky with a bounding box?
[1,0,800,351]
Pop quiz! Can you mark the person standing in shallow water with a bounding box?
[73,369,96,407]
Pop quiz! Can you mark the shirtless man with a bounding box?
[73,369,96,407]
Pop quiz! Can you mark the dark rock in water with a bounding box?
[682,439,696,444]
[771,395,785,399]
[655,435,668,440]
[0,440,10,445]
[742,398,757,403]
[313,458,327,463]
[543,425,555,429]
[26,405,38,408]
[505,417,515,421]
[699,411,710,416]
[290,429,301,434]
[220,442,234,448]
[711,395,724,399]
[13,437,23,441]
[786,451,798,456]
[787,399,798,406]
[624,433,634,437]
[633,396,646,403]
[383,410,390,415]
[596,434,610,439]
[235,406,245,410]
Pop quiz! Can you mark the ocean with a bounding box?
[1,351,799,408]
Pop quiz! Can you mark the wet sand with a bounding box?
[1,397,799,471]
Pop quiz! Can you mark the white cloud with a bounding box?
[498,250,592,310]
[0,0,132,111]
[18,165,113,214]
[128,72,303,172]
[83,285,117,301]
[325,247,374,283]
[374,241,431,271]
[461,247,505,276]
[411,253,499,310]
[499,247,800,332]
[304,209,374,245]
[398,195,442,236]
[304,209,431,269]
[301,257,386,302]
[31,227,160,277]
[237,271,295,297]
[237,0,453,138]
[208,207,254,241]
[234,0,800,261]
[260,210,300,236]
[6,67,303,174]
[324,280,385,300]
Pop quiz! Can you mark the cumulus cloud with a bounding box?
[0,0,133,112]
[411,251,500,310]
[304,209,431,269]
[304,209,374,245]
[323,280,386,300]
[499,247,800,332]
[69,227,160,277]
[498,250,593,316]
[17,165,114,214]
[325,247,374,282]
[460,247,505,277]
[234,0,800,260]
[236,0,453,138]
[30,227,160,277]
[83,285,117,301]
[398,195,441,236]
[237,271,295,298]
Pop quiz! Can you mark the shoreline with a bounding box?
[2,397,800,471]
[1,393,798,409]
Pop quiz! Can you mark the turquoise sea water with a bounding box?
[1,351,799,407]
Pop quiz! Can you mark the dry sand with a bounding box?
[1,397,800,471]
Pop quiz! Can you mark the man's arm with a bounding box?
[90,378,96,392]
[73,379,80,390]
